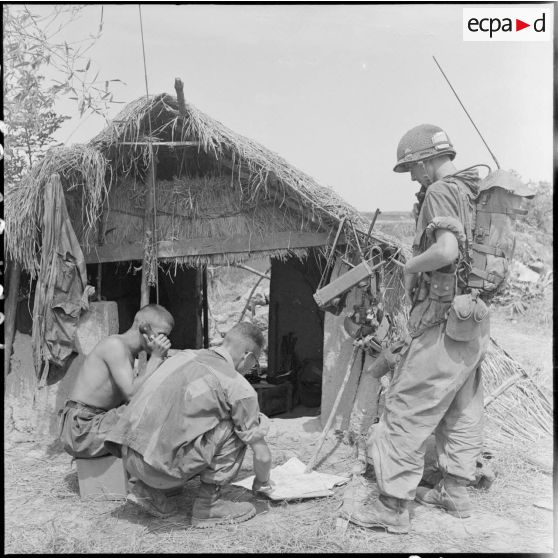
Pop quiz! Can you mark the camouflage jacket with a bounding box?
[407,169,480,338]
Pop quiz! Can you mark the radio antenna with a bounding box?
[433,55,500,169]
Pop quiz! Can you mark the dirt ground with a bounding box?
[4,302,553,554]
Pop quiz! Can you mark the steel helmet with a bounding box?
[394,124,456,173]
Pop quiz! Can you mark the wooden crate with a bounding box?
[254,382,293,417]
[76,455,129,500]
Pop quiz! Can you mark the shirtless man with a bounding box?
[58,304,174,459]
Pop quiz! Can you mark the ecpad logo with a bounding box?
[468,13,545,38]
[463,7,552,41]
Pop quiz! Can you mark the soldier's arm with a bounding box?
[405,229,459,273]
[250,438,272,484]
[139,334,171,385]
[406,183,465,275]
[230,394,272,484]
[101,335,169,401]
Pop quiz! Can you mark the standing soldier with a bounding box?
[345,124,490,533]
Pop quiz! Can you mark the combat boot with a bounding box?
[341,482,410,535]
[339,473,373,517]
[415,474,472,518]
[192,482,256,528]
[127,479,176,518]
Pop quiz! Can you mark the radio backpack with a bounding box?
[455,169,535,298]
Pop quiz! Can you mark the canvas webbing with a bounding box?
[471,243,505,257]
[477,207,528,216]
[470,267,497,282]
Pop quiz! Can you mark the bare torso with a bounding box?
[69,335,135,410]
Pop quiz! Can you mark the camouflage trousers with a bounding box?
[58,400,125,459]
[123,419,247,489]
[369,319,490,500]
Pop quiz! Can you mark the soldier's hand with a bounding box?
[252,477,275,498]
[148,334,171,359]
[411,202,420,222]
[404,272,419,306]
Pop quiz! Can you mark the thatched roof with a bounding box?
[6,91,405,274]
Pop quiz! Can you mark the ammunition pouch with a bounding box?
[445,293,489,342]
[428,271,456,303]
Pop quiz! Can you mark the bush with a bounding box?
[523,181,552,234]
[374,221,414,246]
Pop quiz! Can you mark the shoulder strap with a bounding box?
[446,176,477,291]
[448,177,475,261]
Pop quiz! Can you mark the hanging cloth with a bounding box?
[32,173,94,381]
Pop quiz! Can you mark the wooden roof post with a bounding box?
[202,266,209,348]
[95,207,106,302]
[175,77,186,115]
[174,75,205,349]
[140,143,157,308]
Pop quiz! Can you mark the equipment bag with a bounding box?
[456,169,534,298]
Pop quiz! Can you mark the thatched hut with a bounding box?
[5,80,406,430]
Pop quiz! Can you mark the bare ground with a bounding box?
[4,306,553,554]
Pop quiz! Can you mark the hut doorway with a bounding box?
[157,265,203,349]
[206,254,325,418]
[86,253,326,418]
[88,262,203,350]
[268,254,325,413]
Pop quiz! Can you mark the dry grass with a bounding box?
[5,424,553,554]
[468,440,553,552]
[96,174,323,268]
[90,92,398,252]
[5,144,109,276]
[481,338,552,448]
[4,316,553,554]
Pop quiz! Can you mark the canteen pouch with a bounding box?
[446,293,488,342]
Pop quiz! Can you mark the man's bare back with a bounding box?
[58,303,173,459]
[70,335,136,410]
[69,309,172,411]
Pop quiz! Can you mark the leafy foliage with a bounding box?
[4,73,70,184]
[523,181,552,234]
[492,273,553,326]
[2,5,122,185]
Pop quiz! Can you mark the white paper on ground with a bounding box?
[232,457,349,501]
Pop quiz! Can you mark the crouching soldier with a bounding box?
[104,322,273,527]
[58,304,174,458]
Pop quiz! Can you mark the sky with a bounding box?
[28,3,554,211]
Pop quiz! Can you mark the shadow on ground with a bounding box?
[109,481,271,533]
